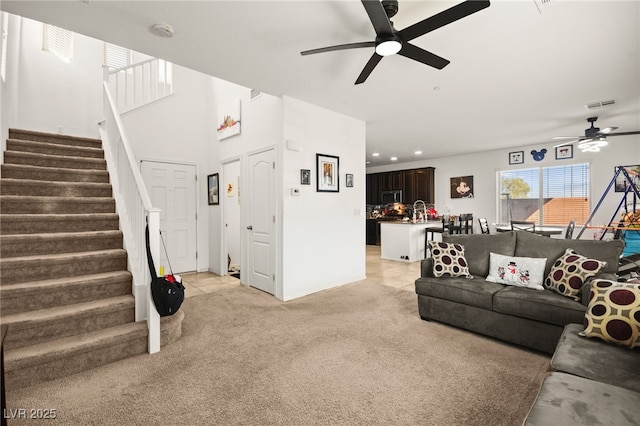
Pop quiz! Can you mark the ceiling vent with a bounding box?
[533,0,552,14]
[584,99,615,111]
[250,89,262,101]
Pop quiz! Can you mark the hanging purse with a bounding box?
[145,224,185,316]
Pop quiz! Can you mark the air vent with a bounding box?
[250,89,262,101]
[533,0,552,14]
[584,99,615,111]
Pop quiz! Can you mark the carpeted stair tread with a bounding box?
[3,150,107,170]
[9,128,102,149]
[0,249,128,284]
[1,230,123,257]
[4,321,148,371]
[0,178,112,197]
[1,296,135,349]
[0,195,115,214]
[6,139,104,158]
[0,213,120,234]
[0,271,132,315]
[0,163,109,183]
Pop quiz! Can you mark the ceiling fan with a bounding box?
[300,0,491,85]
[553,117,640,152]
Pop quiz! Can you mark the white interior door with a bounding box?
[247,149,275,294]
[223,160,241,271]
[141,161,197,273]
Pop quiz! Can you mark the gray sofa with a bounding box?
[414,230,624,354]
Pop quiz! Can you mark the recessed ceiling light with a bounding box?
[372,152,380,157]
[150,23,175,38]
[414,150,422,155]
[390,157,398,161]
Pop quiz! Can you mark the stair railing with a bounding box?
[99,81,161,354]
[103,58,173,114]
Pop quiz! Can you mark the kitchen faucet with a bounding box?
[413,200,427,223]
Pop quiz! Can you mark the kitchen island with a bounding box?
[380,221,441,263]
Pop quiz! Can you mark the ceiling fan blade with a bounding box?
[399,0,491,42]
[552,136,581,140]
[599,126,618,134]
[398,43,449,69]
[361,0,395,37]
[553,139,580,148]
[301,41,376,56]
[605,130,640,137]
[355,53,383,85]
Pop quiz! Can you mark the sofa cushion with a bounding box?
[443,231,516,276]
[485,252,547,290]
[493,286,586,326]
[581,279,640,349]
[514,230,624,276]
[415,276,504,310]
[544,249,607,301]
[428,241,472,278]
[551,323,640,393]
[524,372,640,426]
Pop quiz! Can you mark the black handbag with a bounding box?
[145,224,185,316]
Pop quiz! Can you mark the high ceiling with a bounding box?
[2,1,639,167]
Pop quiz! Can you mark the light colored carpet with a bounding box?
[6,280,550,425]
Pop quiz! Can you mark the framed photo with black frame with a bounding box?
[300,169,310,185]
[555,144,573,160]
[207,173,219,205]
[316,153,339,192]
[509,151,524,165]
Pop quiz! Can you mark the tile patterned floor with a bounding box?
[180,245,420,298]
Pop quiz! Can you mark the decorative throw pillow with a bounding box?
[580,279,640,349]
[428,241,472,278]
[485,252,546,290]
[544,249,607,301]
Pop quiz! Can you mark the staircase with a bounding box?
[0,128,183,390]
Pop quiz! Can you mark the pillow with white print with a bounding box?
[486,252,547,290]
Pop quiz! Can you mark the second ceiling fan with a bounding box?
[300,0,491,85]
[553,117,640,152]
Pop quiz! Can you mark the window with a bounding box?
[42,24,73,62]
[498,163,590,225]
[104,43,131,70]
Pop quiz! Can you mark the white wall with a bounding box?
[281,96,366,301]
[368,136,640,238]
[12,16,102,138]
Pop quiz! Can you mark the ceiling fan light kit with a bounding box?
[300,0,491,84]
[552,116,640,152]
[578,137,608,153]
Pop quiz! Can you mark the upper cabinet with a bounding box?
[366,167,435,205]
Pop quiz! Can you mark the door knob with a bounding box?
[247,226,253,230]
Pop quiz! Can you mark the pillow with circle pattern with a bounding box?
[544,248,606,301]
[580,279,640,349]
[428,241,472,278]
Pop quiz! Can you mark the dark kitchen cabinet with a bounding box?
[366,167,435,205]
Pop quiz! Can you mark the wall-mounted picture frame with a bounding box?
[509,151,524,165]
[450,175,474,199]
[207,173,219,205]
[217,99,241,141]
[615,165,640,193]
[555,144,573,160]
[300,169,310,185]
[346,174,354,188]
[316,153,339,192]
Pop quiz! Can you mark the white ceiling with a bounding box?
[2,1,639,167]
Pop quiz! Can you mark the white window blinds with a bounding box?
[42,24,73,62]
[104,43,131,70]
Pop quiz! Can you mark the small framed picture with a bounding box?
[509,151,524,165]
[300,169,310,185]
[207,173,219,205]
[555,145,573,160]
[346,174,354,188]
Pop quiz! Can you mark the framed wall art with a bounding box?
[316,153,339,192]
[509,151,524,165]
[346,174,354,188]
[450,175,474,199]
[207,173,219,205]
[301,169,310,185]
[555,144,573,160]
